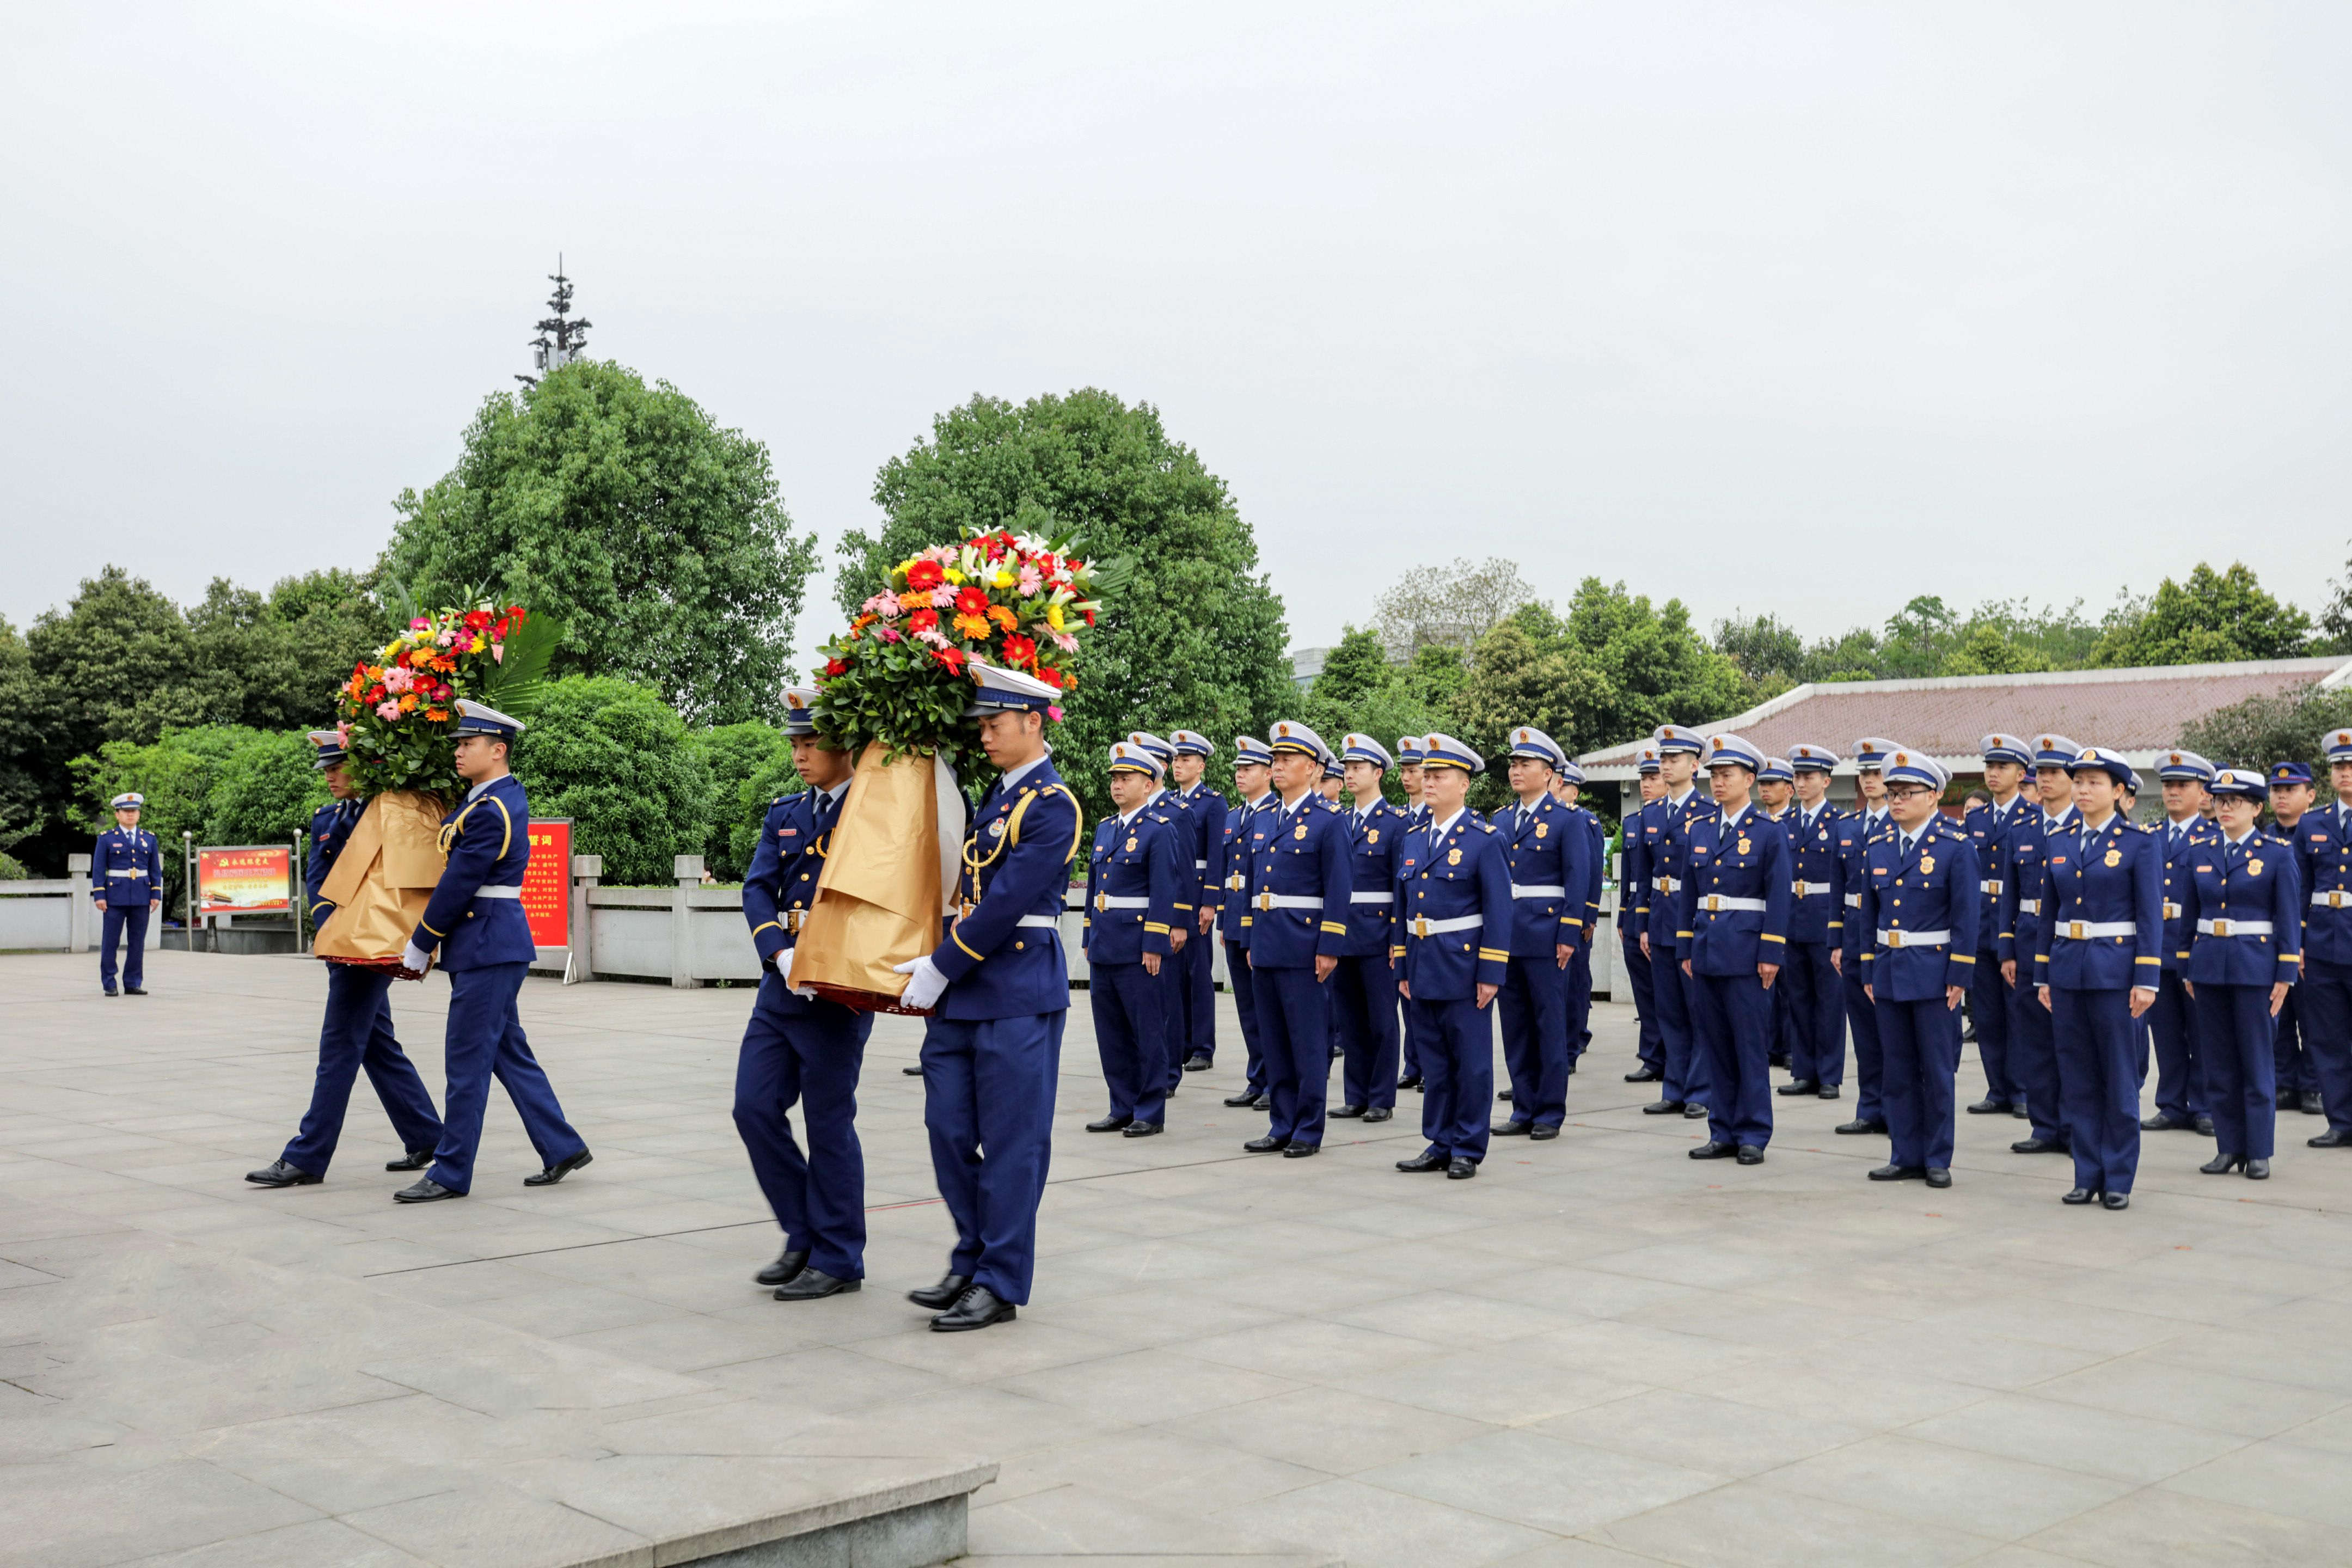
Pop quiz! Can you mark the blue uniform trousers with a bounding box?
[2299,959,2352,1135]
[1653,946,1709,1105]
[281,965,443,1177]
[1971,961,2018,1107]
[2274,988,2310,1095]
[733,976,872,1279]
[2006,975,2067,1144]
[1332,954,1400,1111]
[1401,996,1423,1083]
[1178,928,1215,1069]
[1621,935,1662,1070]
[2051,985,2141,1196]
[1565,940,1592,1066]
[1089,960,1169,1125]
[2194,983,2277,1160]
[1693,971,1773,1148]
[1497,957,1569,1128]
[1225,939,1266,1093]
[1876,995,1961,1170]
[99,905,150,991]
[921,1012,1063,1304]
[426,962,586,1196]
[1406,995,1492,1163]
[1842,965,1883,1122]
[1251,964,1331,1147]
[2147,971,2203,1121]
[1780,941,1840,1087]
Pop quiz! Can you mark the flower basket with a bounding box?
[312,791,450,964]
[789,744,966,1013]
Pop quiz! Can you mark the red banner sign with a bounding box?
[197,846,292,915]
[523,818,571,948]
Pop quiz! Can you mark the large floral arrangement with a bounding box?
[816,530,1108,769]
[333,601,560,800]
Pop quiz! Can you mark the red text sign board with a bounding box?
[198,846,292,915]
[523,818,571,948]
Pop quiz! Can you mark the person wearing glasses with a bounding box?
[2179,767,2300,1179]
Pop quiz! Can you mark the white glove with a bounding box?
[400,942,432,976]
[892,954,948,1010]
[774,947,794,985]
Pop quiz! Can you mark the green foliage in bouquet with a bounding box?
[332,597,564,803]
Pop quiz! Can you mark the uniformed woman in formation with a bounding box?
[2181,768,2301,1179]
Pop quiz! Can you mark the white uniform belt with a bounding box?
[2162,901,2182,920]
[1227,874,1248,891]
[2314,891,2352,909]
[1653,876,1681,892]
[1843,893,1863,909]
[106,869,142,878]
[1193,859,1208,870]
[2016,899,2041,915]
[1980,879,2002,895]
[1350,891,1394,904]
[2055,920,2135,939]
[1410,914,1484,936]
[474,885,522,899]
[2197,918,2273,936]
[1256,892,1322,910]
[1511,883,1566,899]
[1876,928,1950,948]
[1017,914,1060,929]
[1794,881,1831,897]
[1698,895,1767,914]
[1094,894,1148,910]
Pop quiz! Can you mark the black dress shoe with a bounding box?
[245,1160,320,1187]
[1396,1149,1448,1172]
[1250,1093,1271,1110]
[2012,1137,2067,1154]
[2102,1191,2130,1210]
[524,1149,593,1186]
[1683,1104,1707,1119]
[1329,1104,1366,1119]
[1528,1125,1558,1141]
[1735,1145,1764,1166]
[1817,1087,1841,1100]
[1624,1065,1662,1083]
[1398,1075,1424,1091]
[1223,1090,1259,1107]
[931,1284,1015,1331]
[774,1266,860,1301]
[394,1178,461,1202]
[2307,1127,2352,1148]
[2141,1113,2194,1132]
[1184,1054,1211,1071]
[2011,1105,2028,1118]
[124,985,147,996]
[1835,1118,1884,1136]
[102,987,117,997]
[2246,1158,2270,1179]
[1689,1141,1737,1160]
[908,1271,971,1309]
[2195,1114,2214,1136]
[2302,1091,2325,1115]
[1778,1080,1819,1097]
[1967,1098,2013,1115]
[2200,1152,2246,1175]
[757,1248,810,1285]
[1244,1135,1288,1153]
[1282,1143,1319,1159]
[1086,1114,1133,1133]
[2278,1089,2301,1111]
[1769,1052,1791,1069]
[903,1064,924,1075]
[385,1147,434,1172]
[1363,1107,1393,1123]
[2061,1187,2099,1205]
[1497,1088,1514,1101]
[1641,1100,1687,1116]
[1122,1122,1162,1137]
[1445,1157,1477,1179]
[1867,1164,1924,1181]
[1492,1119,1534,1136]
[1925,1168,1951,1188]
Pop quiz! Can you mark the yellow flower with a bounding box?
[952,611,991,640]
[1046,603,1065,632]
[991,568,1014,589]
[943,568,965,585]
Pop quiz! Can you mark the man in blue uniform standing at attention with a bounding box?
[1778,744,1844,1100]
[1125,731,1200,1095]
[1549,759,1606,1077]
[1677,733,1790,1163]
[1834,739,1901,1138]
[1621,748,1666,1085]
[1392,733,1514,1179]
[1395,737,1432,1093]
[2000,734,2084,1156]
[735,686,872,1301]
[1242,721,1352,1158]
[891,660,1082,1331]
[2295,730,2352,1153]
[1492,726,1589,1141]
[2145,749,2219,1137]
[246,731,443,1187]
[1168,730,1227,1074]
[1963,734,2035,1117]
[1219,737,1277,1111]
[1330,733,1408,1123]
[1640,726,1713,1120]
[395,700,592,1203]
[1082,739,1184,1138]
[92,793,163,997]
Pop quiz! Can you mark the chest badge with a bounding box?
[1448,848,1462,866]
[989,820,1005,837]
[2105,849,2122,868]
[2250,859,2265,876]
[1294,824,1308,841]
[1125,836,1137,852]
[1367,828,1379,844]
[1535,822,1547,838]
[1735,837,1750,856]
[1920,854,1934,874]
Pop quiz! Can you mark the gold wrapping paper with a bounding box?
[313,791,450,963]
[792,745,948,1011]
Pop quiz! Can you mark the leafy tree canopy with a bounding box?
[1373,556,1539,658]
[688,720,793,882]
[2180,686,2352,776]
[514,676,714,886]
[2089,562,2313,668]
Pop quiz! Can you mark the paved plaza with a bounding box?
[6,949,2352,1567]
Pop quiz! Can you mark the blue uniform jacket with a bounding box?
[1675,805,1791,977]
[1643,791,1717,954]
[1215,796,1266,944]
[930,759,1083,1020]
[1998,805,2080,966]
[413,773,537,971]
[304,799,362,925]
[1619,805,1652,940]
[1083,803,1183,963]
[1490,794,1590,958]
[1389,811,1513,1001]
[1785,803,1844,947]
[1836,808,1894,959]
[2181,829,2302,987]
[1854,817,1980,1000]
[2153,816,2221,973]
[741,786,840,971]
[1964,797,2031,957]
[94,825,163,906]
[1174,782,1227,921]
[1337,798,1410,958]
[2034,815,2163,991]
[2293,805,2352,968]
[1244,792,1352,969]
[1569,804,1606,936]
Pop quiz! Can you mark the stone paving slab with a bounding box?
[4,950,2352,1567]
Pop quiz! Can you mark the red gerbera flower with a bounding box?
[1036,664,1064,689]
[905,559,945,592]
[1001,633,1037,669]
[953,585,989,616]
[463,609,490,631]
[824,657,852,677]
[932,646,967,674]
[908,608,939,634]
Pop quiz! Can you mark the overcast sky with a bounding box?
[7,2,2348,673]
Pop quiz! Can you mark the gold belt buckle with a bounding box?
[1413,916,1430,939]
[2213,918,2231,937]
[1094,892,1108,912]
[1888,929,1903,948]
[1258,891,1274,911]
[2068,920,2086,939]
[959,899,975,920]
[1703,895,1720,912]
[2333,892,2348,909]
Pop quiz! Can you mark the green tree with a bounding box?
[1941,624,2052,677]
[514,676,714,886]
[689,721,792,881]
[1451,620,1609,810]
[205,730,330,849]
[1296,627,1447,802]
[383,360,819,725]
[0,616,37,861]
[1712,611,1809,687]
[2091,563,2312,668]
[835,389,1290,823]
[2180,687,2352,775]
[74,726,262,914]
[1556,579,1750,752]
